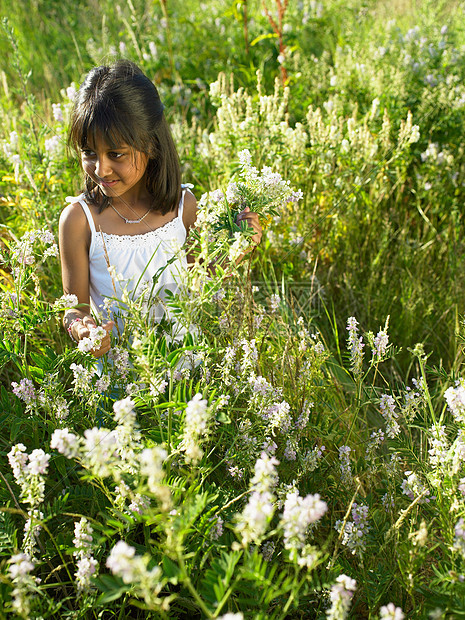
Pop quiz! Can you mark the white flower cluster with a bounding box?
[237,148,303,205]
[209,516,224,540]
[379,602,405,619]
[95,374,111,393]
[8,553,39,617]
[235,452,279,547]
[428,426,449,472]
[77,325,107,353]
[222,345,295,445]
[204,71,308,171]
[50,427,81,459]
[365,429,385,464]
[338,445,353,486]
[106,540,163,608]
[52,293,78,311]
[401,470,431,504]
[11,378,36,406]
[3,130,19,161]
[108,346,131,380]
[401,377,425,423]
[326,574,357,620]
[10,227,58,269]
[347,317,364,376]
[178,393,211,464]
[265,400,292,434]
[140,446,171,511]
[444,379,465,423]
[50,397,171,515]
[372,318,390,360]
[23,508,44,557]
[69,363,96,394]
[44,135,61,157]
[73,518,98,592]
[269,293,281,313]
[228,231,250,263]
[302,445,326,473]
[379,394,400,438]
[335,503,370,557]
[82,428,119,478]
[8,444,50,506]
[453,517,465,558]
[280,490,327,565]
[196,148,302,259]
[398,111,420,145]
[50,398,140,479]
[113,396,137,427]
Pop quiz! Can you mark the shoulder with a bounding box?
[59,200,91,245]
[59,200,85,226]
[181,188,198,231]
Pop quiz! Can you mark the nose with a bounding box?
[94,155,112,179]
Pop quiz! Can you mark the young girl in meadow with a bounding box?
[59,60,262,356]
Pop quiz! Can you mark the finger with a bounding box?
[82,316,97,332]
[236,207,254,222]
[102,320,115,334]
[243,218,262,235]
[91,338,112,358]
[238,212,259,225]
[92,347,108,359]
[237,216,256,230]
[75,322,91,340]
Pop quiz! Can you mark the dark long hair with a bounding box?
[68,59,181,214]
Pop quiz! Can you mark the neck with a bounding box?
[110,191,152,213]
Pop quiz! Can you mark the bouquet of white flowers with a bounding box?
[196,149,303,244]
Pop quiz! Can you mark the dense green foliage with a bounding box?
[1,0,465,618]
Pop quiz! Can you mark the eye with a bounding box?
[81,149,95,158]
[109,151,124,159]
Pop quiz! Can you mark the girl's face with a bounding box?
[81,135,149,202]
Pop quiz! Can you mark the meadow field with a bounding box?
[2,0,465,617]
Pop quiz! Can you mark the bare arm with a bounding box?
[59,203,113,357]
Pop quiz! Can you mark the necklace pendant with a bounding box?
[110,203,151,224]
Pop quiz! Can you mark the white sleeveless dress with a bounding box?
[65,187,189,337]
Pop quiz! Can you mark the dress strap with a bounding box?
[65,195,97,236]
[178,188,186,220]
[178,183,193,221]
[78,199,97,236]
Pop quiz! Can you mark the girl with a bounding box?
[59,60,262,358]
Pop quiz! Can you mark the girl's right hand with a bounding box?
[72,316,114,358]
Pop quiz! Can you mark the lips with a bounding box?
[99,180,119,187]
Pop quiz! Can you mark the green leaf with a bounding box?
[216,410,231,424]
[162,556,180,582]
[0,511,17,556]
[95,574,129,603]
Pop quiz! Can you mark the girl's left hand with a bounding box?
[236,206,262,246]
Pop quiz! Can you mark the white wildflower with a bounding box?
[379,603,405,619]
[50,428,81,458]
[327,574,357,619]
[179,393,211,464]
[347,317,364,375]
[379,394,400,438]
[280,490,327,561]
